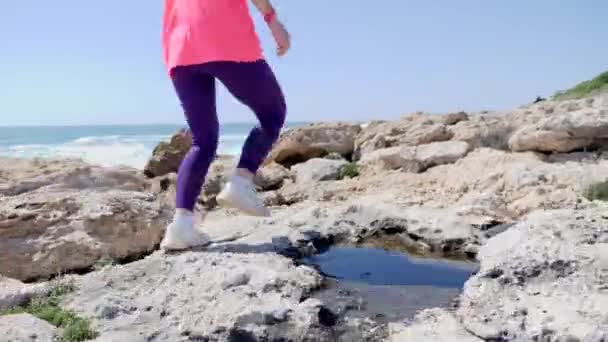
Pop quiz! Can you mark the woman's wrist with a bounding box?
[264,8,276,23]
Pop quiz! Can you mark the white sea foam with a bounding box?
[0,133,247,169]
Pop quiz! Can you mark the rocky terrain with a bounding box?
[1,92,608,341]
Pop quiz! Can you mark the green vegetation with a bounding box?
[554,70,608,100]
[583,180,608,202]
[3,280,97,342]
[93,256,117,270]
[339,162,360,179]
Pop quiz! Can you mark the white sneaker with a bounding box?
[160,212,211,251]
[217,175,270,217]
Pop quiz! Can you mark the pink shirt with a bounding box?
[162,0,263,72]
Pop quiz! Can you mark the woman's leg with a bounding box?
[211,60,286,174]
[161,65,218,250]
[209,60,286,216]
[170,66,220,211]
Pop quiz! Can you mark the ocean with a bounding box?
[0,123,304,169]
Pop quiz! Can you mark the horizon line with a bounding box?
[0,121,315,128]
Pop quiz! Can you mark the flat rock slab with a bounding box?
[388,309,482,342]
[457,207,608,341]
[0,313,59,342]
[360,141,471,173]
[292,158,348,183]
[63,249,330,341]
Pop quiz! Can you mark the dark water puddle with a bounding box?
[302,247,478,324]
[304,247,476,288]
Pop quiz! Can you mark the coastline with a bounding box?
[1,93,608,341]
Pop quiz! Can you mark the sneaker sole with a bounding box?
[160,236,211,251]
[216,192,269,217]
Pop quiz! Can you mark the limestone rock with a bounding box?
[61,249,363,341]
[199,199,481,259]
[509,104,608,153]
[360,141,470,173]
[443,111,469,126]
[275,180,313,205]
[457,208,608,341]
[144,129,191,178]
[0,314,59,341]
[292,158,348,183]
[387,309,482,342]
[449,116,514,150]
[258,190,288,207]
[0,158,171,281]
[354,113,453,159]
[149,156,235,209]
[360,145,422,172]
[266,122,362,167]
[509,128,588,153]
[415,141,471,169]
[0,157,146,197]
[254,162,291,191]
[417,148,608,216]
[200,156,235,207]
[0,276,46,313]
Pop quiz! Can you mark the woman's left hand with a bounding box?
[268,18,290,56]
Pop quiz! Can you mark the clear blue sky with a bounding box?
[1,1,606,126]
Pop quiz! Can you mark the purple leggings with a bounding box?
[170,60,286,211]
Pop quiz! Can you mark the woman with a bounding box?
[160,0,291,251]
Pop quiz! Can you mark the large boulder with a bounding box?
[360,141,471,173]
[509,107,608,152]
[354,113,453,159]
[0,158,171,281]
[458,208,608,341]
[508,94,608,153]
[448,116,515,150]
[292,158,348,184]
[266,123,361,167]
[144,129,191,178]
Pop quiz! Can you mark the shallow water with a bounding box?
[304,247,476,288]
[303,247,478,324]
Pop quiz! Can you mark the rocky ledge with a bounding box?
[1,93,608,341]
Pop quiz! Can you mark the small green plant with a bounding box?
[3,280,97,342]
[93,256,117,271]
[553,70,608,100]
[583,180,608,202]
[339,162,360,179]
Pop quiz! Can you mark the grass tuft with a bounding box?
[554,70,608,100]
[339,162,360,179]
[3,280,97,342]
[584,180,608,202]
